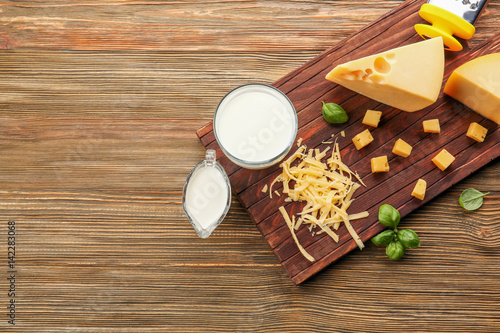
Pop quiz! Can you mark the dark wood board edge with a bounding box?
[195,0,422,141]
[235,34,500,262]
[291,140,500,284]
[283,119,499,279]
[197,21,479,196]
[196,0,500,284]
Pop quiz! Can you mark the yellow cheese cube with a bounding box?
[423,119,440,133]
[466,122,488,143]
[432,149,455,171]
[392,138,412,158]
[371,156,389,173]
[444,53,500,124]
[325,37,444,112]
[362,110,382,127]
[352,129,374,150]
[411,179,427,200]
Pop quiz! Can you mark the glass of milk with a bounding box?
[213,84,298,169]
[182,150,231,238]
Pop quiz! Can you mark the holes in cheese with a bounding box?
[271,142,368,262]
[368,74,386,84]
[325,37,444,112]
[352,129,374,150]
[371,156,389,173]
[385,52,396,61]
[374,56,391,74]
[466,122,488,143]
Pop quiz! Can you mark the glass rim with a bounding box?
[213,83,298,167]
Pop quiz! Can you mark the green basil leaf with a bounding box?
[386,241,406,260]
[322,101,349,124]
[397,229,420,249]
[459,188,489,211]
[371,230,396,246]
[378,204,400,228]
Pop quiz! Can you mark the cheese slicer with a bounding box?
[414,0,489,51]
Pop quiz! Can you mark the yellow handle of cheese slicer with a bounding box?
[414,3,476,52]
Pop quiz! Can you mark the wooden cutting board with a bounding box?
[197,0,500,284]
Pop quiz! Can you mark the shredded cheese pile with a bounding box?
[271,141,368,262]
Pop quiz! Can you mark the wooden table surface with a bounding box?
[0,1,499,332]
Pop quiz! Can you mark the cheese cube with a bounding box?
[432,149,455,171]
[444,53,500,124]
[392,138,412,158]
[371,156,389,173]
[352,129,374,150]
[423,119,440,133]
[362,110,382,127]
[411,179,427,200]
[466,122,488,143]
[325,37,444,112]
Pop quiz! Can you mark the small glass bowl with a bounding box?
[182,150,231,238]
[213,83,298,170]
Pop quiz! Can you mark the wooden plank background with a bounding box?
[0,0,499,331]
[196,0,500,284]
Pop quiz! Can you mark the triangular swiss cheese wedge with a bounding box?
[325,37,444,112]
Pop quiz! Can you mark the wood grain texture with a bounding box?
[197,0,500,284]
[0,0,499,331]
[0,0,418,52]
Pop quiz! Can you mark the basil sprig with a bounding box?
[371,230,395,246]
[321,101,349,124]
[386,241,405,261]
[459,188,489,211]
[371,204,420,260]
[378,204,400,228]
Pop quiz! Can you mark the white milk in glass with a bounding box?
[183,150,231,238]
[214,84,297,169]
[185,167,228,229]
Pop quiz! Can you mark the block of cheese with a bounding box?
[411,179,427,200]
[423,119,440,133]
[444,53,500,124]
[362,110,382,127]
[432,149,455,171]
[371,156,389,173]
[466,122,488,143]
[352,129,374,150]
[325,37,444,112]
[392,138,412,158]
